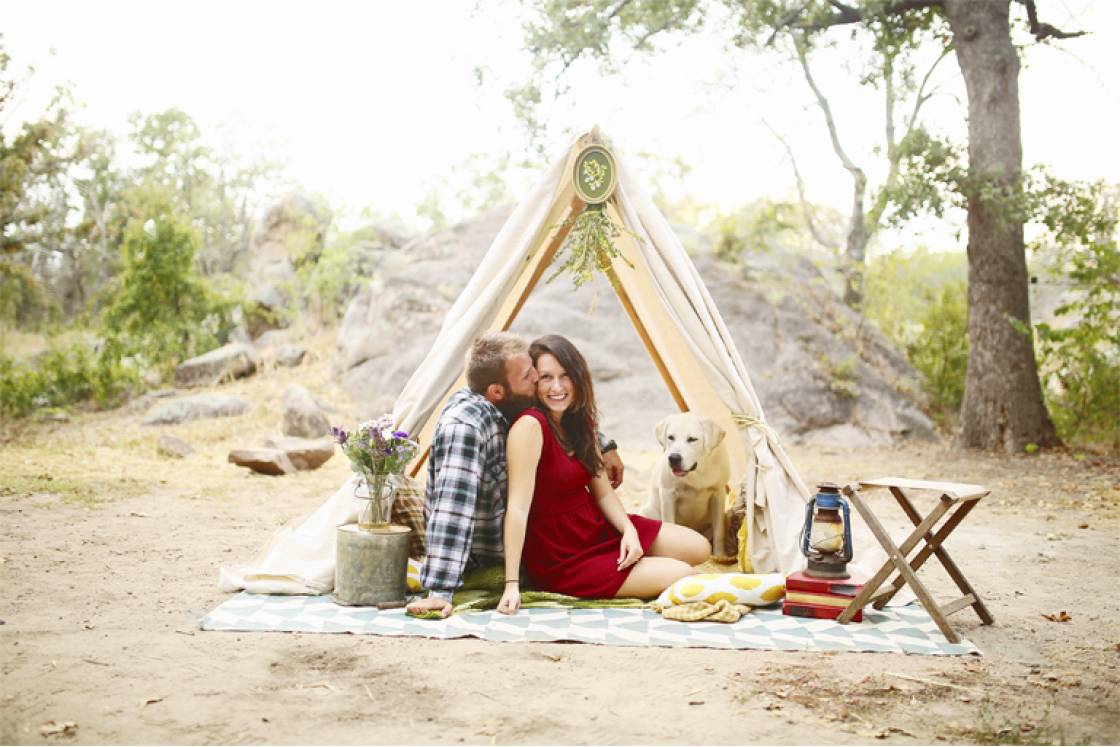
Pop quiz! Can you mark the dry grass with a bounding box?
[0,324,358,509]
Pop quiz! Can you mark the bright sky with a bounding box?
[5,0,1118,248]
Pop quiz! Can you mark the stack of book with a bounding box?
[782,571,866,621]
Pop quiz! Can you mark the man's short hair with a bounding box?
[466,332,529,394]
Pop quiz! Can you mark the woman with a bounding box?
[496,334,710,615]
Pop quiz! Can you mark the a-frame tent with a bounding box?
[219,131,814,596]
[392,130,812,576]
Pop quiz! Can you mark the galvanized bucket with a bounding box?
[333,523,412,608]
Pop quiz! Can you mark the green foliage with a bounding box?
[99,206,237,378]
[1029,181,1120,447]
[819,353,859,399]
[297,223,388,323]
[907,280,969,416]
[548,205,637,287]
[708,199,805,264]
[863,249,968,418]
[0,339,137,419]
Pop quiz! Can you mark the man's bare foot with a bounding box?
[405,596,452,618]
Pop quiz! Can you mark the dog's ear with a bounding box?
[702,418,726,450]
[654,416,671,449]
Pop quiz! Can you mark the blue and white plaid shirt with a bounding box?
[419,387,508,600]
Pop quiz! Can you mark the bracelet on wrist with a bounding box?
[504,579,519,585]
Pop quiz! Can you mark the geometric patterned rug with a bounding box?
[201,593,980,656]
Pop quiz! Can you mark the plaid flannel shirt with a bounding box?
[419,387,508,600]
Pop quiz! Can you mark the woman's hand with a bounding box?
[496,583,521,615]
[617,527,644,571]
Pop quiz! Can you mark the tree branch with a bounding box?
[771,0,943,37]
[795,42,861,178]
[903,45,951,137]
[605,0,633,22]
[1020,0,1088,41]
[884,54,897,157]
[763,117,832,251]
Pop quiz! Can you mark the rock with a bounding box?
[332,203,940,450]
[143,394,250,426]
[263,435,335,470]
[282,385,331,438]
[174,343,259,388]
[157,434,195,458]
[228,448,296,476]
[253,329,289,350]
[245,195,331,337]
[274,345,306,368]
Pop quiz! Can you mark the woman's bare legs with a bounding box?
[615,556,695,598]
[614,522,710,598]
[648,522,710,566]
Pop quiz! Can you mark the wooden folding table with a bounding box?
[837,477,995,644]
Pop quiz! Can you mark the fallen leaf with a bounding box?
[142,697,163,706]
[544,654,565,662]
[39,721,77,737]
[1078,523,1089,529]
[1042,611,1072,623]
[688,700,705,706]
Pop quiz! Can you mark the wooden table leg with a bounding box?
[839,486,961,643]
[884,488,994,625]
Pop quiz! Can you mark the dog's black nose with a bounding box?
[668,453,683,468]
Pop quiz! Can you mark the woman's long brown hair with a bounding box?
[529,334,603,477]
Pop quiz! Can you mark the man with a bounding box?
[405,331,623,618]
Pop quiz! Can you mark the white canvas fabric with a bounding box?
[221,135,834,594]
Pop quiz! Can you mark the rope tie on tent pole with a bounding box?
[731,413,780,452]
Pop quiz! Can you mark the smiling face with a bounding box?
[535,352,576,420]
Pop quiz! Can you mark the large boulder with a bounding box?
[282,384,331,438]
[228,448,296,476]
[142,394,250,426]
[174,343,259,388]
[333,204,938,449]
[245,195,331,338]
[156,434,195,458]
[264,435,335,470]
[274,345,306,368]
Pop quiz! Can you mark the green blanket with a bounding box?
[408,565,649,618]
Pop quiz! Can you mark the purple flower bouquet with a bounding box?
[332,414,418,530]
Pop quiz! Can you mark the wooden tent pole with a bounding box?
[500,194,586,329]
[407,191,585,478]
[600,256,688,412]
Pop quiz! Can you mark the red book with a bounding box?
[782,600,863,622]
[785,570,865,597]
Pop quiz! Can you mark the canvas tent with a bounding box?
[220,130,813,596]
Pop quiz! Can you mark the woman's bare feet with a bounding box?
[405,596,453,618]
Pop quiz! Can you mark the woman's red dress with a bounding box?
[516,408,662,598]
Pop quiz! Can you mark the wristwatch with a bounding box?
[601,439,618,453]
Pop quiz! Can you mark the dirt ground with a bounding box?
[2,336,1119,745]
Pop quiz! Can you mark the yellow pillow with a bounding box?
[655,573,785,609]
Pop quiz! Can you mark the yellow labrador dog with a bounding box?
[640,412,731,556]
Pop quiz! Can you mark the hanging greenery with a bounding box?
[548,203,639,287]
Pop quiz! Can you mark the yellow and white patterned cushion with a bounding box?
[655,573,785,608]
[407,558,422,593]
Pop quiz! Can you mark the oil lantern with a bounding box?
[800,482,854,579]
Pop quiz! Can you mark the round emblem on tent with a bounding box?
[573,145,617,204]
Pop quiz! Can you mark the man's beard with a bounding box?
[495,391,537,421]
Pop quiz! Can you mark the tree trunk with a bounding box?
[943,0,1058,451]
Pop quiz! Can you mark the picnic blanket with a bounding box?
[201,593,978,655]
